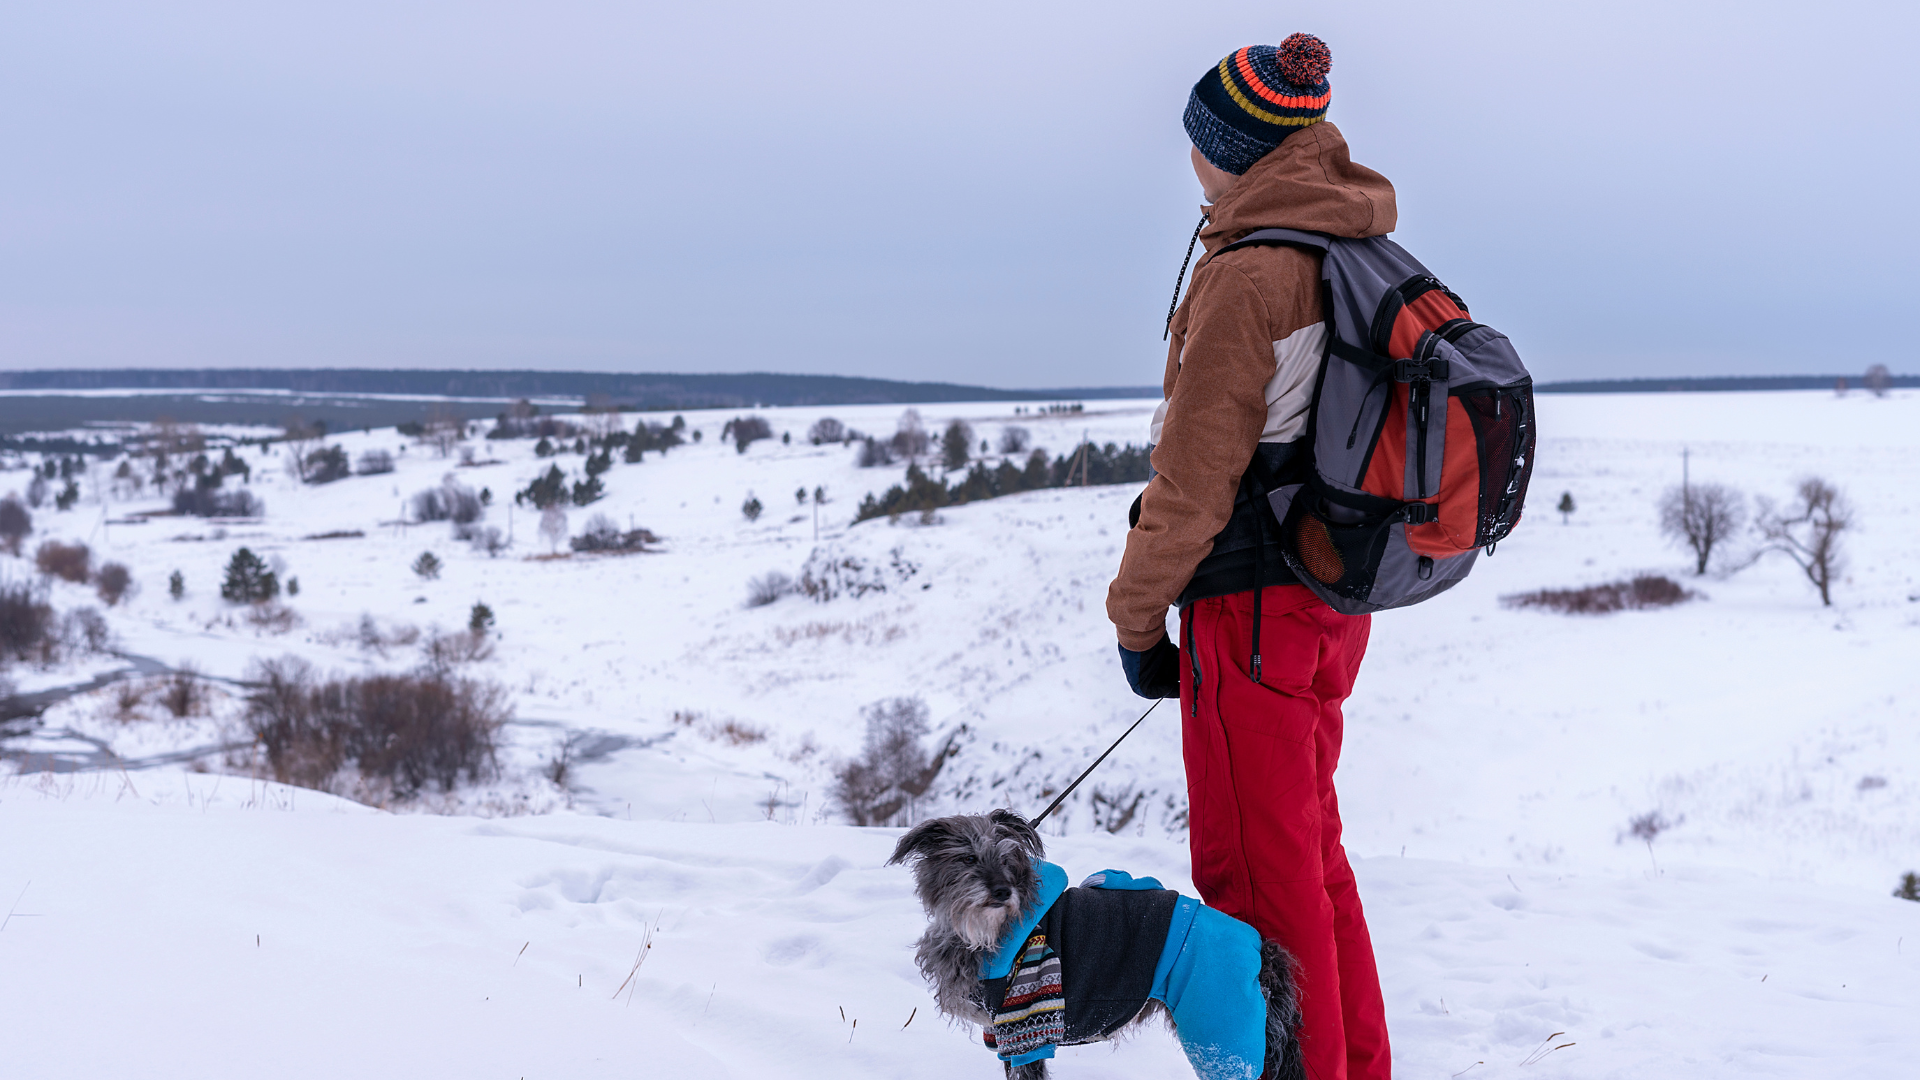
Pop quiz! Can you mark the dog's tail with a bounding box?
[1258,939,1306,1080]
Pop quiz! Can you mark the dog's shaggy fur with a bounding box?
[889,810,1304,1080]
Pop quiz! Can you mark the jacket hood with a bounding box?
[1198,122,1396,253]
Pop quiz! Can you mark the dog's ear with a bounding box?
[989,809,1045,858]
[888,817,955,866]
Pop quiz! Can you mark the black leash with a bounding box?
[1030,697,1165,827]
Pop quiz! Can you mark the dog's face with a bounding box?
[888,810,1046,949]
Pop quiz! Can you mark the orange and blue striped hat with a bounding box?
[1184,34,1332,175]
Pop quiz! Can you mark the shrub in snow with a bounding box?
[569,514,655,553]
[0,578,55,663]
[409,479,483,525]
[741,493,763,522]
[1756,477,1852,606]
[420,627,494,671]
[412,552,442,581]
[62,606,111,653]
[997,425,1031,455]
[94,562,132,606]
[808,417,845,445]
[1503,575,1692,615]
[940,419,974,471]
[1658,483,1745,575]
[220,547,279,604]
[54,479,79,511]
[745,571,792,608]
[303,445,351,484]
[287,576,300,597]
[534,437,555,457]
[583,447,612,478]
[172,486,263,518]
[25,474,48,509]
[34,541,91,584]
[159,666,207,719]
[0,495,30,554]
[1556,491,1575,524]
[856,435,894,468]
[167,569,184,600]
[721,415,773,454]
[468,602,495,635]
[356,449,395,475]
[468,526,508,557]
[796,544,920,602]
[832,697,956,826]
[242,656,508,798]
[1895,872,1920,902]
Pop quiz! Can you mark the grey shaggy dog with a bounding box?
[888,809,1305,1080]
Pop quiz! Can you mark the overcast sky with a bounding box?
[2,1,1914,388]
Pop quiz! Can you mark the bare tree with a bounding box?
[1756,477,1852,605]
[1657,482,1745,575]
[537,505,568,554]
[0,495,30,555]
[281,419,324,482]
[422,407,465,458]
[1863,363,1893,398]
[890,409,931,463]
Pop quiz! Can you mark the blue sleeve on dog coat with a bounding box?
[1148,898,1269,1080]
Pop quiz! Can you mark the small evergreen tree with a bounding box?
[516,464,568,509]
[1557,492,1576,524]
[412,551,442,580]
[534,437,555,457]
[220,547,279,604]
[941,419,974,471]
[742,493,763,522]
[469,601,495,635]
[1896,871,1920,902]
[570,475,604,506]
[168,569,185,600]
[287,576,300,596]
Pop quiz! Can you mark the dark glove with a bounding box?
[1118,635,1181,699]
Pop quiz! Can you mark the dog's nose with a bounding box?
[990,887,1012,903]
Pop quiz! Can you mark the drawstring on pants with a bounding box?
[1164,214,1208,341]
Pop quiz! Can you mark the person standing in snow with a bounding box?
[1108,34,1393,1080]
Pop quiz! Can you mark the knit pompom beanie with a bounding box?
[1184,34,1332,175]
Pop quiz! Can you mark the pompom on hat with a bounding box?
[1184,33,1332,175]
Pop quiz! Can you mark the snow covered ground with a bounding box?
[4,390,1918,1077]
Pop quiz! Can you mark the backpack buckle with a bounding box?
[1402,501,1437,524]
[1392,357,1451,382]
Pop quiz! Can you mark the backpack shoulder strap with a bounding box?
[1214,228,1332,256]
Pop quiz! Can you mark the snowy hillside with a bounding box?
[4,390,1919,1078]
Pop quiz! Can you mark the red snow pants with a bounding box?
[1180,584,1389,1080]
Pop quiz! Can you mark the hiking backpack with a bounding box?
[1218,228,1536,615]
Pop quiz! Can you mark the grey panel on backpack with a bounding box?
[1369,528,1476,612]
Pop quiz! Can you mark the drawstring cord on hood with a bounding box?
[1163,214,1208,341]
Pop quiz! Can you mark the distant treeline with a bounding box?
[855,443,1150,523]
[1539,373,1915,393]
[0,369,1158,409]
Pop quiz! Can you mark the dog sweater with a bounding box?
[977,862,1269,1079]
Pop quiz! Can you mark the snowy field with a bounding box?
[4,390,1918,1078]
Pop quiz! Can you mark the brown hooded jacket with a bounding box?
[1107,122,1397,650]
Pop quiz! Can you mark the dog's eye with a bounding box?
[961,854,977,865]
